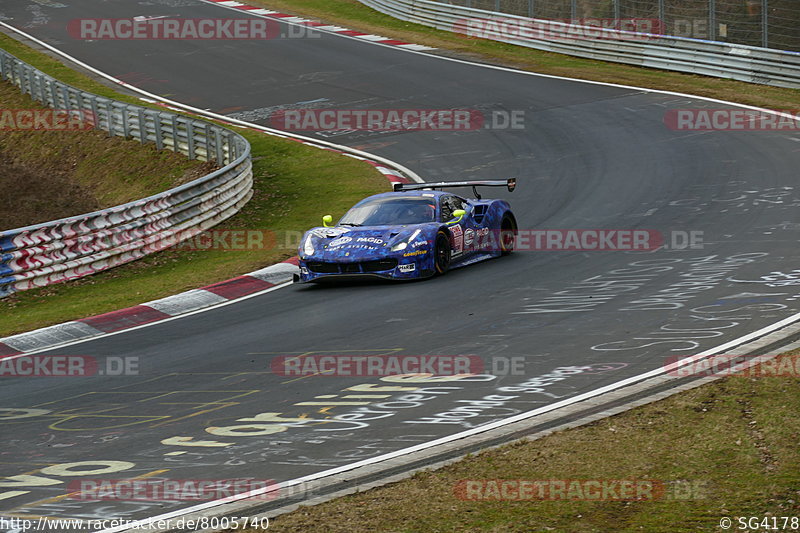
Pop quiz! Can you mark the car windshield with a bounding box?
[339,196,436,226]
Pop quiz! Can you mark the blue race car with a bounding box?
[295,179,517,282]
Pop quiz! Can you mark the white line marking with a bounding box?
[354,34,390,41]
[396,43,436,50]
[95,311,800,532]
[0,281,292,359]
[315,25,349,32]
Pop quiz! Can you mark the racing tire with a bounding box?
[434,230,452,275]
[500,213,517,255]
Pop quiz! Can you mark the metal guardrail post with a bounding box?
[121,108,130,139]
[49,82,58,109]
[215,128,224,164]
[138,108,146,144]
[187,121,196,159]
[613,0,620,23]
[170,115,179,152]
[37,76,47,104]
[709,0,716,42]
[153,112,164,150]
[762,0,768,48]
[571,0,576,20]
[22,65,32,95]
[106,101,115,136]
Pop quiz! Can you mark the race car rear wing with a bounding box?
[393,178,516,199]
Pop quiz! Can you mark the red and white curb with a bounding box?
[0,259,299,357]
[203,0,435,51]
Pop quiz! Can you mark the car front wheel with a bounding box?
[434,230,452,274]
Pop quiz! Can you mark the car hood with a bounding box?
[303,225,433,259]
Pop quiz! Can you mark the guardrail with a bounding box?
[358,0,800,88]
[0,48,253,298]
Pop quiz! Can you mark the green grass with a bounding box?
[256,349,800,533]
[0,34,388,336]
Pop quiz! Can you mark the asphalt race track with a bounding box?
[1,0,799,529]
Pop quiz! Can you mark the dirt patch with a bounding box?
[0,149,100,229]
[0,79,216,231]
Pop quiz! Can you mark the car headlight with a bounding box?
[390,229,421,252]
[303,235,315,256]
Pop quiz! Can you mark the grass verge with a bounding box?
[0,80,213,228]
[247,0,799,110]
[0,34,388,336]
[255,349,800,532]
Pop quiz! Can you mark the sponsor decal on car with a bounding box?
[411,240,428,248]
[327,236,353,248]
[449,225,464,255]
[311,227,349,238]
[403,250,428,257]
[464,228,475,246]
[398,263,416,273]
[357,237,384,244]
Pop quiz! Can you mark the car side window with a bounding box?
[440,195,467,221]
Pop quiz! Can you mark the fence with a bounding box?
[359,0,800,87]
[0,48,253,298]
[440,0,800,51]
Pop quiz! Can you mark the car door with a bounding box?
[440,194,478,260]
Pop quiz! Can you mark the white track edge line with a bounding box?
[94,312,800,532]
[0,281,294,359]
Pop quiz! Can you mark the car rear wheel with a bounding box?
[434,230,452,274]
[500,213,517,255]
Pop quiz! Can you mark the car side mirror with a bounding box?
[448,209,466,224]
[322,215,333,227]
